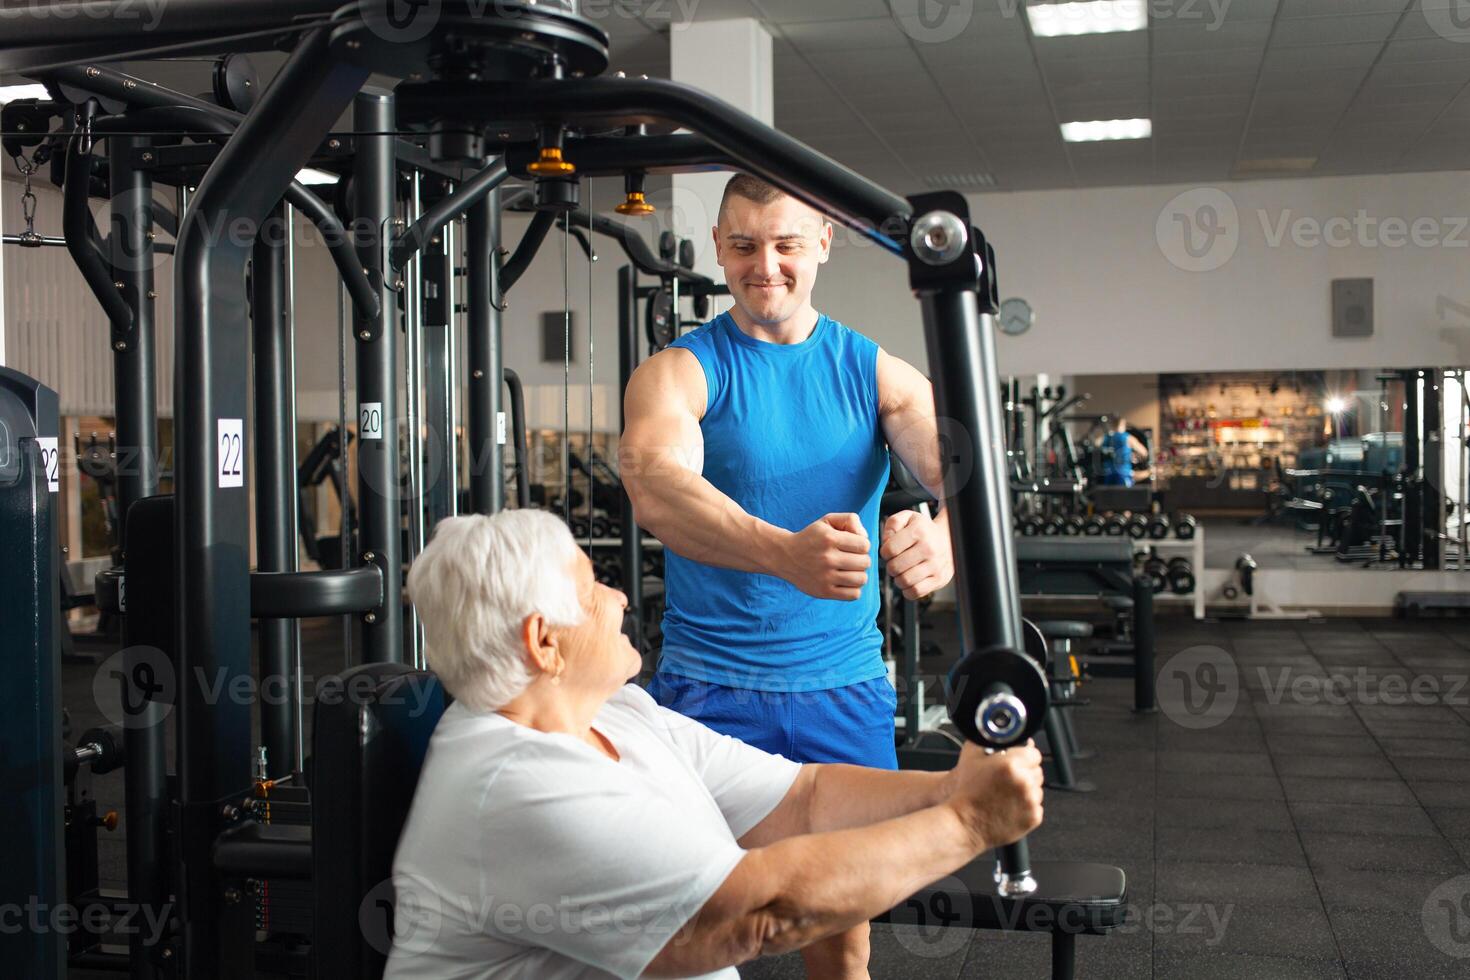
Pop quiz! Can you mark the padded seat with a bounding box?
[1035,620,1094,640]
[1101,594,1134,611]
[312,663,447,980]
[880,859,1129,979]
[886,858,1128,934]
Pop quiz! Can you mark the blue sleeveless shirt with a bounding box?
[1102,430,1133,487]
[658,312,890,692]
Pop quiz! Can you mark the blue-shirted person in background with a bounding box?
[1100,417,1151,487]
[620,174,957,980]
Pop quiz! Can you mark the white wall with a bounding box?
[808,170,1470,378]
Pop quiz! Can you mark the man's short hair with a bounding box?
[718,173,786,222]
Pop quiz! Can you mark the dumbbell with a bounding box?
[1061,516,1085,536]
[1104,513,1128,536]
[1147,514,1171,540]
[569,515,591,538]
[1019,515,1044,536]
[946,645,1048,750]
[66,724,125,782]
[1142,555,1169,594]
[1125,513,1150,540]
[1040,516,1065,536]
[1082,515,1106,536]
[1174,513,1198,540]
[1167,557,1195,595]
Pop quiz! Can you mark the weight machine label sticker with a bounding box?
[118,574,126,614]
[37,437,59,492]
[497,411,507,446]
[360,402,384,441]
[218,419,244,489]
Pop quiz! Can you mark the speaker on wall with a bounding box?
[541,311,577,363]
[1331,278,1373,338]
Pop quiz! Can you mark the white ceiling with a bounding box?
[10,1,1470,196]
[598,0,1470,194]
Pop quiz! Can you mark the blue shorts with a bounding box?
[647,671,898,769]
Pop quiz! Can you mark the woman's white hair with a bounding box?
[406,510,585,712]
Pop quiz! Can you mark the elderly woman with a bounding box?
[385,511,1043,980]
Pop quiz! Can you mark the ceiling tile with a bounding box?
[1393,3,1470,42]
[1313,143,1409,169]
[1051,78,1152,103]
[1260,41,1386,69]
[1153,94,1255,117]
[1369,59,1470,84]
[1354,79,1467,103]
[1152,18,1273,53]
[1270,13,1402,46]
[1279,0,1407,15]
[754,0,890,23]
[804,48,926,76]
[1047,55,1148,82]
[1379,37,1470,62]
[780,16,910,50]
[1396,145,1470,170]
[1255,65,1374,92]
[1054,99,1154,121]
[1157,72,1262,97]
[1154,48,1265,75]
[1033,32,1150,61]
[1155,0,1280,19]
[1337,101,1445,124]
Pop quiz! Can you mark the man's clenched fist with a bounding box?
[880,508,955,600]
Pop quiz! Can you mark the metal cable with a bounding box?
[446,206,460,517]
[337,280,350,666]
[284,202,304,773]
[405,173,425,669]
[586,182,595,554]
[562,211,571,527]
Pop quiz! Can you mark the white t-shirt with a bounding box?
[382,684,802,980]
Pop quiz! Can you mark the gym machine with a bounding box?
[0,367,62,979]
[1,4,1127,977]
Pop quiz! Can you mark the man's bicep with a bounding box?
[876,349,942,491]
[622,352,705,471]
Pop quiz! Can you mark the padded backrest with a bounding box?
[1015,537,1134,564]
[311,663,446,980]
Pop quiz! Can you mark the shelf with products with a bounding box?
[1157,372,1329,486]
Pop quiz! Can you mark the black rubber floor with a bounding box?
[743,617,1470,979]
[62,617,1470,979]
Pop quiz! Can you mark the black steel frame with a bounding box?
[11,5,1047,975]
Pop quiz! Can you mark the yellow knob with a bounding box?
[615,191,655,216]
[528,146,575,176]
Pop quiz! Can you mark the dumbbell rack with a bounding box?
[1135,529,1205,620]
